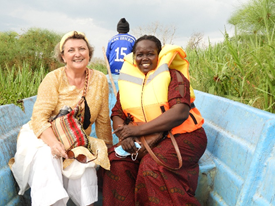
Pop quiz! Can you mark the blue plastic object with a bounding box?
[0,74,274,206]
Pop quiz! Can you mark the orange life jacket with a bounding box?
[118,44,204,134]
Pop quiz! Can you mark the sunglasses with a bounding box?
[66,141,98,164]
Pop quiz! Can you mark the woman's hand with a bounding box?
[121,137,139,153]
[113,124,141,141]
[112,124,123,139]
[50,141,68,159]
[40,127,68,159]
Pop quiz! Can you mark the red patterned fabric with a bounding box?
[51,104,88,150]
[100,69,207,205]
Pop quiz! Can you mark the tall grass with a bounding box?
[0,28,63,72]
[0,0,274,114]
[0,59,108,109]
[187,0,275,113]
[88,57,107,74]
[0,28,108,108]
[187,30,275,113]
[0,63,46,107]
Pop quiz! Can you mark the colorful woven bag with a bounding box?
[51,104,88,150]
[51,68,89,150]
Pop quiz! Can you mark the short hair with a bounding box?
[132,35,162,55]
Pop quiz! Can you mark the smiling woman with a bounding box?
[55,32,94,89]
[99,35,207,206]
[134,39,159,74]
[10,31,113,206]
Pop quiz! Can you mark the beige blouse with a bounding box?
[29,67,112,145]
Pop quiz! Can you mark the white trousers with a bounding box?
[28,145,98,206]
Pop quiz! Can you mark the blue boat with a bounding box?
[0,74,274,206]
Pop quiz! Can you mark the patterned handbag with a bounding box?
[50,69,90,150]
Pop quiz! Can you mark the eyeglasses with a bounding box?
[66,141,98,163]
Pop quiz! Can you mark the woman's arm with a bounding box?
[31,72,59,138]
[95,75,113,147]
[114,103,189,140]
[31,70,68,158]
[40,127,68,158]
[110,91,127,134]
[114,69,190,139]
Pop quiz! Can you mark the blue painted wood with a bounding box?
[0,98,35,206]
[104,74,275,206]
[0,75,274,206]
[194,90,275,206]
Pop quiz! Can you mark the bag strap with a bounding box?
[140,131,183,171]
[76,68,89,106]
[82,68,89,97]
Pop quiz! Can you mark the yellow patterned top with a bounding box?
[29,67,113,145]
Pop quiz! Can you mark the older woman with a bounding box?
[99,35,207,205]
[11,31,112,206]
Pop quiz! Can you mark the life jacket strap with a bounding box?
[189,102,198,125]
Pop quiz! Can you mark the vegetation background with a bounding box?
[0,0,274,113]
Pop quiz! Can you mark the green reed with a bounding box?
[0,0,274,114]
[0,63,46,107]
[187,31,275,113]
[0,28,62,72]
[0,28,109,108]
[187,0,275,113]
[0,59,108,108]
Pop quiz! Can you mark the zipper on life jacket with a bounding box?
[141,75,147,122]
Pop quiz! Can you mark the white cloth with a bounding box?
[62,158,95,179]
[11,123,98,206]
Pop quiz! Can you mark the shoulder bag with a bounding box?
[50,68,90,150]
